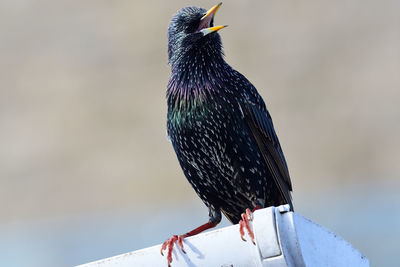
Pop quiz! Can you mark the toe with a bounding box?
[177,235,186,253]
[239,209,256,245]
[239,220,247,241]
[246,208,253,221]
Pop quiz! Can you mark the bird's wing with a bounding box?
[240,88,293,210]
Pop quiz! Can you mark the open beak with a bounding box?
[201,2,222,21]
[199,2,228,36]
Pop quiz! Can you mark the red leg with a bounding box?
[252,205,261,213]
[181,221,218,238]
[239,205,260,245]
[161,221,218,266]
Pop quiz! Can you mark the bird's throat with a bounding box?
[167,42,230,126]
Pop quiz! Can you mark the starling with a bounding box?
[162,3,293,265]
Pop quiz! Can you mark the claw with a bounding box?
[178,235,186,253]
[239,220,246,241]
[160,221,218,266]
[160,240,167,256]
[160,235,185,266]
[239,208,256,245]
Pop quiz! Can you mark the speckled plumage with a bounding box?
[166,6,293,225]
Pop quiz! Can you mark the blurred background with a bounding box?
[0,0,399,266]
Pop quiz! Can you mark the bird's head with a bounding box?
[168,3,227,66]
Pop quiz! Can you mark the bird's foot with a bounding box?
[160,221,218,266]
[160,235,185,267]
[239,208,256,245]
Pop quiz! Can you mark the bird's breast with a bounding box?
[168,100,236,179]
[167,92,241,164]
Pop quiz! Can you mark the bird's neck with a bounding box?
[168,48,230,98]
[167,50,231,125]
[168,56,226,106]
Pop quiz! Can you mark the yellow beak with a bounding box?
[199,3,227,36]
[200,25,228,36]
[201,2,222,21]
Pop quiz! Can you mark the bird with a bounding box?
[161,3,293,266]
